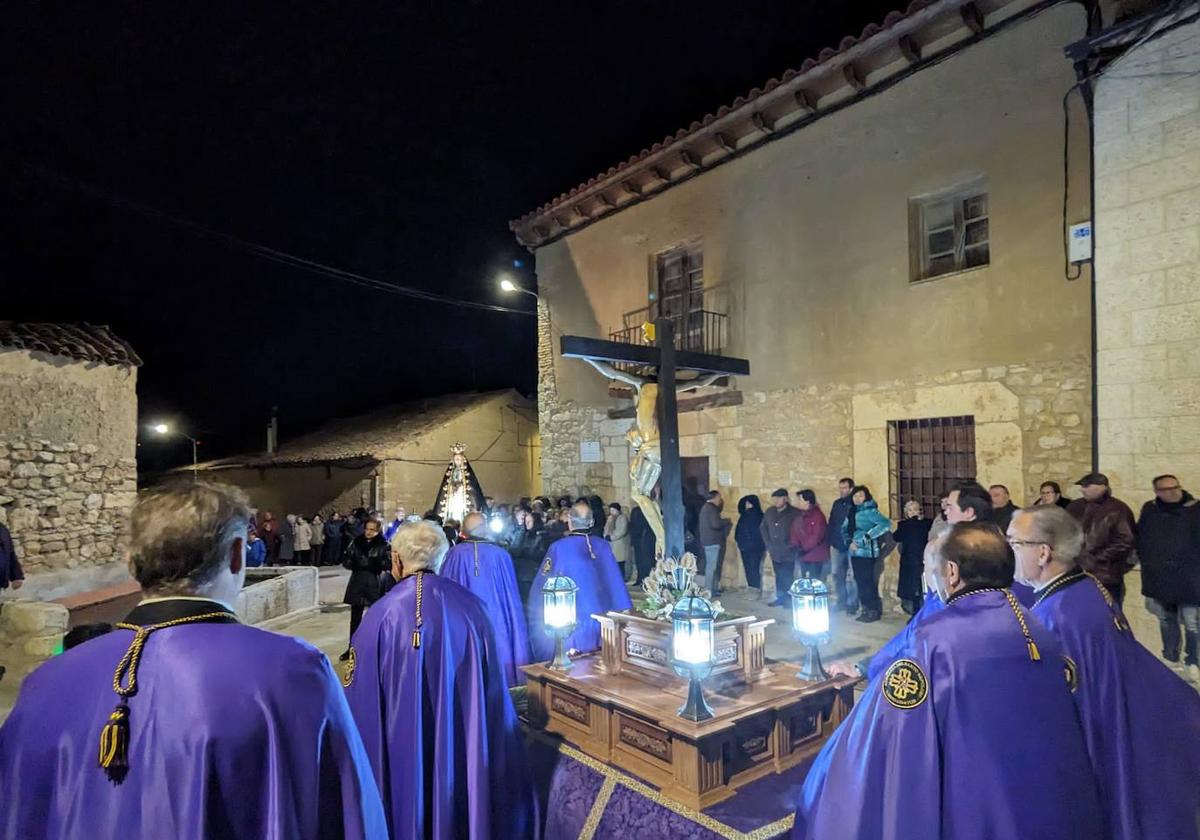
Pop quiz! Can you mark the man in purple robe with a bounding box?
[794,522,1102,840]
[527,501,633,661]
[344,519,538,840]
[441,511,531,687]
[0,481,386,840]
[1012,505,1200,840]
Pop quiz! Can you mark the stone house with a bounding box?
[1077,1,1200,509]
[513,0,1097,533]
[0,322,140,601]
[192,389,540,517]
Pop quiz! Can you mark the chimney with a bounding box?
[267,406,279,453]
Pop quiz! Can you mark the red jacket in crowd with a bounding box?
[789,506,830,565]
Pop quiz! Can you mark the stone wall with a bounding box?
[538,352,1091,592]
[0,439,137,600]
[1093,14,1200,508]
[0,600,69,681]
[0,348,138,598]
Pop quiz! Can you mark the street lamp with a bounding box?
[150,422,199,481]
[499,275,538,300]
[671,594,716,722]
[542,575,578,671]
[789,578,831,681]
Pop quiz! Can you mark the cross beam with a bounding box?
[559,321,750,562]
[560,335,750,377]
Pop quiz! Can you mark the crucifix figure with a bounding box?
[562,317,750,562]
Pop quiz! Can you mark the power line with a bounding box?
[18,161,535,317]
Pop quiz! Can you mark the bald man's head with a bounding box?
[463,511,488,539]
[941,521,1014,590]
[569,501,594,532]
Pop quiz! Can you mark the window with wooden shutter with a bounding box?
[911,180,989,281]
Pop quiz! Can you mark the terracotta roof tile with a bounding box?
[511,0,945,234]
[0,321,142,367]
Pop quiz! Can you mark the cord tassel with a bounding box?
[98,703,130,778]
[411,630,422,649]
[1026,639,1041,661]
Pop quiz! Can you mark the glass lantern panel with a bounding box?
[794,594,830,637]
[673,616,713,665]
[545,588,577,629]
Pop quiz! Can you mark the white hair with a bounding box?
[569,501,594,531]
[390,520,449,573]
[1015,506,1084,566]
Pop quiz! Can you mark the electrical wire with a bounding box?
[17,161,536,317]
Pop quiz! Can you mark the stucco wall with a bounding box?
[535,6,1093,517]
[0,350,138,595]
[1093,15,1200,508]
[196,464,377,519]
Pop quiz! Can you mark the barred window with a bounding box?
[887,416,977,520]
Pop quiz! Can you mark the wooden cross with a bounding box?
[561,317,750,560]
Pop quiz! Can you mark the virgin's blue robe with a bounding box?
[441,538,531,686]
[0,598,386,840]
[794,588,1102,840]
[1033,571,1200,840]
[527,530,633,660]
[344,573,538,840]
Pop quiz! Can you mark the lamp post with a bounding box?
[671,594,716,722]
[542,575,578,671]
[150,422,199,481]
[789,578,831,681]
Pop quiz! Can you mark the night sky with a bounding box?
[1,1,898,470]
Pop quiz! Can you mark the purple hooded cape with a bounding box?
[1033,571,1200,840]
[441,538,531,687]
[344,572,538,840]
[794,588,1102,840]
[527,531,633,660]
[0,598,386,840]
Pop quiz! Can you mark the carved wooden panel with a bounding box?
[617,714,672,763]
[549,686,589,726]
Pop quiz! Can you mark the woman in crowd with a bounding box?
[893,499,932,615]
[605,502,632,581]
[846,485,891,624]
[310,513,325,565]
[293,515,313,566]
[928,490,952,543]
[1036,480,1071,508]
[340,517,391,661]
[735,495,766,598]
[791,489,830,582]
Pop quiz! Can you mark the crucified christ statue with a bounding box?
[583,358,720,560]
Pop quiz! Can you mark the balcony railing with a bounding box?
[609,308,728,357]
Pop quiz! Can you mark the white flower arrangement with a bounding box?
[638,552,724,621]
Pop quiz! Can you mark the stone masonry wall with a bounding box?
[0,438,137,598]
[1093,15,1200,509]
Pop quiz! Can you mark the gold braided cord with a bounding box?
[112,612,237,697]
[412,570,426,649]
[944,587,1041,661]
[474,541,479,577]
[1084,571,1130,631]
[552,740,795,840]
[1031,571,1087,609]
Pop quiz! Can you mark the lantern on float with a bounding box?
[789,578,831,681]
[542,575,578,671]
[671,595,716,721]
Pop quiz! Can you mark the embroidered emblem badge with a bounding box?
[543,558,553,574]
[1063,655,1079,692]
[882,658,928,709]
[341,647,356,688]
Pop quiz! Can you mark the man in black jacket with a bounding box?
[1137,474,1200,684]
[826,478,857,613]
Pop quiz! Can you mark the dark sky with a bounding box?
[0,1,898,470]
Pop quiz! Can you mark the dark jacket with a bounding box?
[789,506,830,564]
[893,517,933,566]
[1137,493,1200,605]
[342,533,391,606]
[0,523,23,590]
[992,502,1020,534]
[827,495,854,552]
[629,506,656,561]
[1066,492,1137,587]
[760,504,799,563]
[734,497,766,555]
[698,502,731,547]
